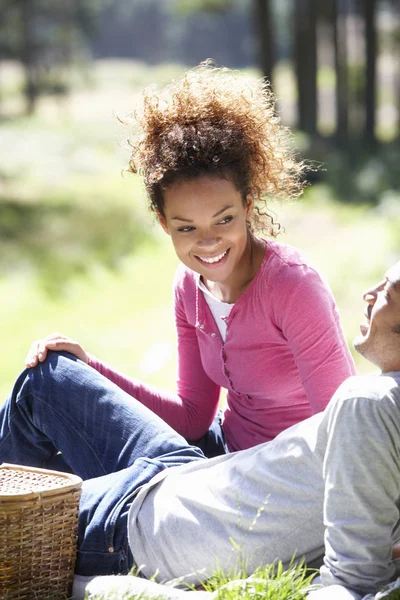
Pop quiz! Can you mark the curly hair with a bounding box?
[124,61,308,235]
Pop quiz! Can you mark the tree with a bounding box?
[253,0,274,86]
[363,0,377,146]
[393,0,400,139]
[0,0,101,114]
[175,0,274,84]
[332,0,349,145]
[293,0,318,136]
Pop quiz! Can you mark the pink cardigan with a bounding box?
[89,241,355,452]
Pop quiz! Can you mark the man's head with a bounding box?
[354,261,400,373]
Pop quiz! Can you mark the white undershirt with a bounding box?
[198,279,234,341]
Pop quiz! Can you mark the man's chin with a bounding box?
[353,336,379,368]
[353,335,367,357]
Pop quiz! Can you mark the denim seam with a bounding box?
[17,390,108,476]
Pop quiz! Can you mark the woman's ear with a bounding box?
[245,195,254,219]
[157,212,170,235]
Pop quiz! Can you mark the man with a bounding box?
[1,262,400,600]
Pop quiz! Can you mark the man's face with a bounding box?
[354,261,400,372]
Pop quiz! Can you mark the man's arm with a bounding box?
[319,382,400,596]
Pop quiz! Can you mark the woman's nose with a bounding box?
[197,233,220,246]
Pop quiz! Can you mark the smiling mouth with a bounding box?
[359,305,372,335]
[195,249,229,265]
[360,311,371,336]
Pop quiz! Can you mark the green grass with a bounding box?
[0,236,179,401]
[84,561,317,600]
[201,561,317,600]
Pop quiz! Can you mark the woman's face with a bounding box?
[158,175,253,286]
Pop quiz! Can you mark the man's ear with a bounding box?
[157,212,170,235]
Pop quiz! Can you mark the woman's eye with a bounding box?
[218,216,233,225]
[177,226,195,233]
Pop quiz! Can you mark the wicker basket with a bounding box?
[0,463,82,600]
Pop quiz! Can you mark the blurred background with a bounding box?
[0,0,399,400]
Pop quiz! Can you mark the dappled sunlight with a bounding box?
[0,197,149,296]
[0,239,179,401]
[139,341,175,376]
[1,60,399,403]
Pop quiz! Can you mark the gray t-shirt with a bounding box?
[128,372,400,596]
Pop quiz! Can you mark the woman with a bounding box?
[26,62,355,457]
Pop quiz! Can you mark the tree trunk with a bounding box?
[333,0,349,145]
[364,0,377,147]
[20,0,39,115]
[294,0,318,136]
[396,48,400,140]
[387,0,399,140]
[253,0,274,87]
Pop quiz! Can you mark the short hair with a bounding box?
[124,61,309,235]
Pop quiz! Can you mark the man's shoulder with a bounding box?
[327,373,400,433]
[336,372,400,404]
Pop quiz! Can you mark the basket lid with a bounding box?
[0,463,82,502]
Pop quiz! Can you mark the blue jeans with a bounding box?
[189,408,228,458]
[0,352,205,576]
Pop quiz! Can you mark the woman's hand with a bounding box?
[25,332,89,367]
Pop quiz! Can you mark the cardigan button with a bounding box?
[211,332,216,337]
[199,324,205,329]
